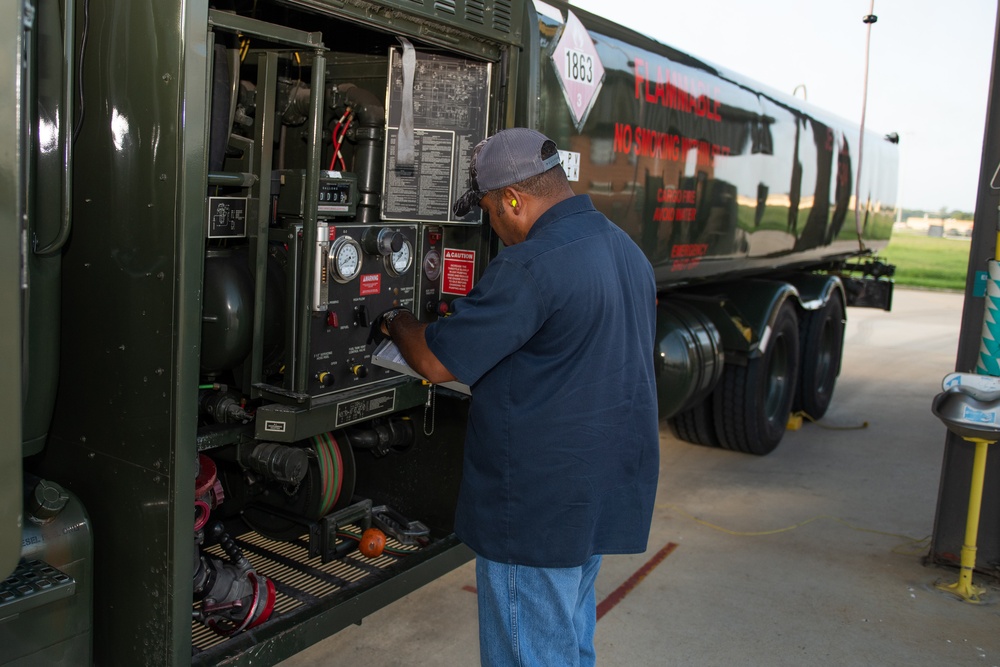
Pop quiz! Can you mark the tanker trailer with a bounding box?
[524,2,898,455]
[0,0,896,665]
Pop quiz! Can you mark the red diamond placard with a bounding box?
[552,10,606,132]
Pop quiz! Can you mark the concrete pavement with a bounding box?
[279,287,1000,666]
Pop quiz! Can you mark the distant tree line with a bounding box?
[901,208,973,221]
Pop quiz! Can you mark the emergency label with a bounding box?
[442,248,475,296]
[670,243,708,272]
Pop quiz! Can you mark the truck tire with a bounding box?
[794,296,845,420]
[713,301,800,455]
[667,395,719,447]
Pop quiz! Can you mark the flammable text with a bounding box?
[633,57,722,122]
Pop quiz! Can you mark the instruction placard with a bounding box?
[441,248,475,296]
[382,48,491,224]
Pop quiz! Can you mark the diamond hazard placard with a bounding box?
[552,10,605,131]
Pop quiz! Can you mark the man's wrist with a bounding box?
[383,308,410,335]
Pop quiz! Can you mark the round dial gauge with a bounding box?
[422,247,442,281]
[329,236,363,283]
[387,240,413,276]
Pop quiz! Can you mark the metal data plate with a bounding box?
[207,197,249,238]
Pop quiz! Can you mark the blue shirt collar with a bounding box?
[526,194,596,240]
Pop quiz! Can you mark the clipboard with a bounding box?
[371,339,471,396]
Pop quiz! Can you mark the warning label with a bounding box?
[442,248,475,296]
[359,274,382,296]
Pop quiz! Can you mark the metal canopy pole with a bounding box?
[930,6,1000,576]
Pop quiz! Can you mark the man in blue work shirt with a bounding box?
[372,128,659,666]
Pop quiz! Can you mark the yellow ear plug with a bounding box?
[511,199,517,206]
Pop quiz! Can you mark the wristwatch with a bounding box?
[382,308,408,331]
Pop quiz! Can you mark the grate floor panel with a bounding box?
[191,525,421,653]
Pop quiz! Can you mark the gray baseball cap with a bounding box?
[452,128,562,217]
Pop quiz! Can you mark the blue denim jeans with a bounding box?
[475,554,602,667]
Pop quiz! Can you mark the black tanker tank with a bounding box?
[523,1,898,288]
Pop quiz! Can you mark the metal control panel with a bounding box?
[279,222,418,400]
[417,225,446,319]
[414,224,483,320]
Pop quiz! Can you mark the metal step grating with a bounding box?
[191,525,421,653]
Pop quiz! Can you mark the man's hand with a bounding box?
[366,308,457,385]
[367,307,411,346]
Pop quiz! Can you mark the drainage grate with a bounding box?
[191,525,421,654]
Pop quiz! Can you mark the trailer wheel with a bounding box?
[794,296,845,420]
[667,395,719,447]
[713,301,800,455]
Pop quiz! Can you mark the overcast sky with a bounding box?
[570,0,997,213]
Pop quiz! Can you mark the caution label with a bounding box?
[442,248,475,296]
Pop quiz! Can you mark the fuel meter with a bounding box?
[276,169,358,219]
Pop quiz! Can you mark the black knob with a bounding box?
[387,231,404,253]
[363,227,404,256]
[28,480,69,524]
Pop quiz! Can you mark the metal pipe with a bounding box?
[935,437,992,603]
[294,51,327,392]
[853,1,878,253]
[249,52,279,396]
[207,171,258,187]
[35,0,75,256]
[208,9,323,49]
[337,84,384,223]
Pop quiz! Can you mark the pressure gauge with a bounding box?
[329,236,363,283]
[423,247,442,281]
[386,239,413,276]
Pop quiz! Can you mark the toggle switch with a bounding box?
[354,304,369,327]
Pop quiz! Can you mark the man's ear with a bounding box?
[504,187,522,214]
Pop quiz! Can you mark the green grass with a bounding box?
[881,231,972,292]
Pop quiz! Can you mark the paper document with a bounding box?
[371,339,471,395]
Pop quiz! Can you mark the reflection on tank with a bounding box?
[535,9,897,285]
